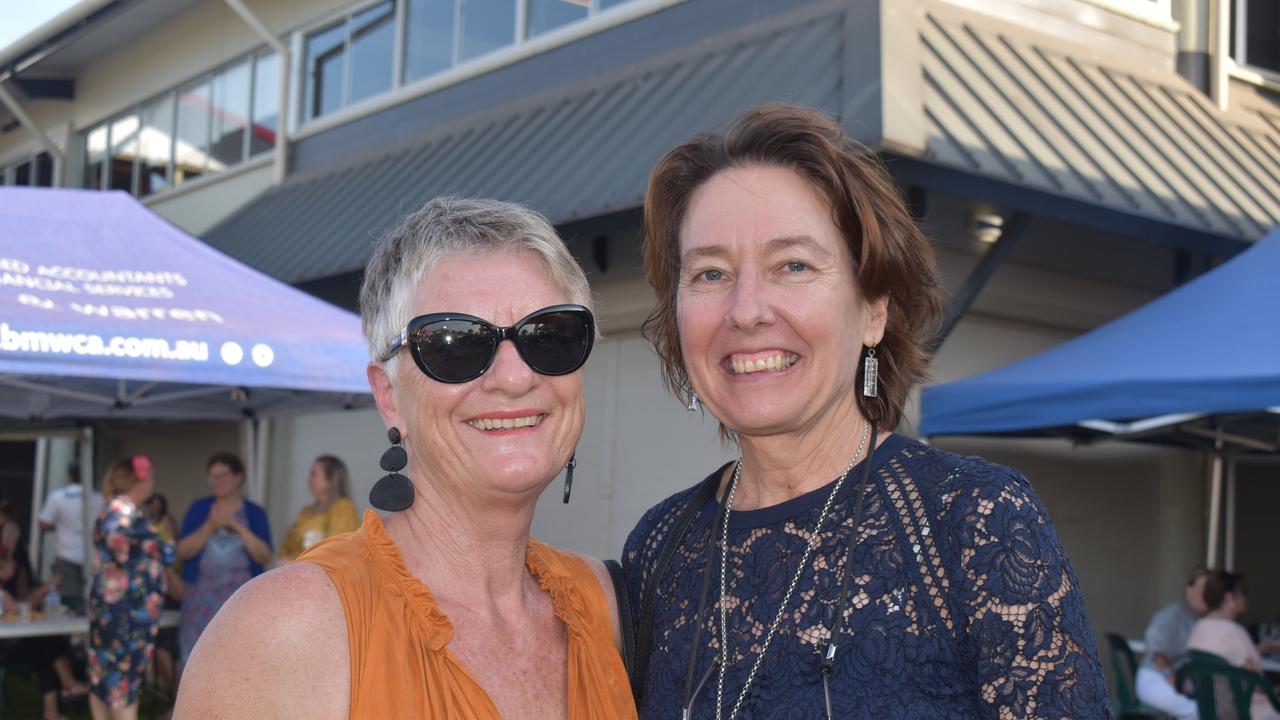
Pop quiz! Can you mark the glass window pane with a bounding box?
[175,81,212,185]
[306,23,347,120]
[138,95,174,196]
[109,114,140,193]
[349,1,395,104]
[404,0,456,83]
[251,53,280,156]
[1244,0,1279,73]
[459,0,515,62]
[14,161,31,186]
[84,124,108,189]
[209,60,251,169]
[599,0,629,8]
[34,152,54,187]
[526,0,588,38]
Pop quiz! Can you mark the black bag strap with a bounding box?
[603,558,635,680]
[631,470,724,703]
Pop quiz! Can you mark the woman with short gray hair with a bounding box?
[176,197,636,719]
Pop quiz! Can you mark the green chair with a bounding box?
[1175,649,1280,719]
[1106,633,1173,718]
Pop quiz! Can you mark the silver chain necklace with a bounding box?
[714,418,871,720]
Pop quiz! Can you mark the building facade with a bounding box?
[3,0,1279,689]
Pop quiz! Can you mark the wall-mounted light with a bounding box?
[966,204,1004,244]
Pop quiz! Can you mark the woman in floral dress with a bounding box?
[89,455,175,720]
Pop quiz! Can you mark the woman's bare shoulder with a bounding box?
[173,563,349,719]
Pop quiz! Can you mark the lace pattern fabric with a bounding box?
[623,434,1109,719]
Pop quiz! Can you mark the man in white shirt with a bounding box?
[1135,566,1210,720]
[38,464,101,612]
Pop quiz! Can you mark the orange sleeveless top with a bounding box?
[298,510,637,720]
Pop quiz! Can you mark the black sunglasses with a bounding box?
[381,304,595,384]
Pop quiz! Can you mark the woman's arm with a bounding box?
[174,564,349,719]
[175,519,215,561]
[233,521,272,566]
[948,467,1109,719]
[0,521,18,561]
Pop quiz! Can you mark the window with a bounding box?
[459,0,515,61]
[310,0,647,125]
[527,0,588,38]
[251,52,281,156]
[81,50,279,196]
[210,60,252,168]
[109,114,139,193]
[84,125,108,189]
[305,1,396,120]
[404,0,455,82]
[1234,0,1280,75]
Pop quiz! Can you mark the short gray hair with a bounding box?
[360,196,594,378]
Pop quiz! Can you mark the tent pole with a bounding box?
[254,418,270,508]
[79,426,94,610]
[1206,429,1224,569]
[240,419,258,504]
[30,438,49,574]
[1224,455,1237,572]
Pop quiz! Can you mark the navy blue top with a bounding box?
[179,496,272,583]
[623,434,1109,719]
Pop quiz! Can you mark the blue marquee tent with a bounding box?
[0,187,371,421]
[921,225,1280,441]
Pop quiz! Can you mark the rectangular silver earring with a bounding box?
[862,347,878,398]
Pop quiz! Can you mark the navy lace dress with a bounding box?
[622,434,1109,719]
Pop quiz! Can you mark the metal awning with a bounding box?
[202,0,1280,282]
[913,1,1280,243]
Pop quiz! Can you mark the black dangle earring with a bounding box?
[562,455,577,504]
[369,427,414,512]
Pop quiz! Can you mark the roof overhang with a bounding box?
[201,0,1279,281]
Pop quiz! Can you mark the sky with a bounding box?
[0,0,83,55]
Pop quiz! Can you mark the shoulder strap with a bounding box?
[631,472,722,703]
[603,559,635,680]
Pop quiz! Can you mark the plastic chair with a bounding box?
[1106,633,1174,718]
[1176,649,1280,720]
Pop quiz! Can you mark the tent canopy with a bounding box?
[0,188,371,421]
[921,225,1280,440]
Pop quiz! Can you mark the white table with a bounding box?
[0,609,180,641]
[1128,638,1280,674]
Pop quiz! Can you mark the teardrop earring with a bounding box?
[562,455,577,503]
[369,427,414,511]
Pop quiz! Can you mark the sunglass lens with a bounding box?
[415,319,496,382]
[516,311,592,375]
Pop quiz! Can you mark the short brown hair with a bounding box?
[1202,570,1245,611]
[641,103,943,430]
[314,454,350,502]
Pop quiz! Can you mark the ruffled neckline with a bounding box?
[361,509,588,651]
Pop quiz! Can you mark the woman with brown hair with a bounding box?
[88,455,174,720]
[278,454,359,561]
[622,104,1107,718]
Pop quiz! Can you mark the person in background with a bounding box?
[2,563,88,720]
[88,455,175,720]
[144,493,183,696]
[1134,566,1210,720]
[175,452,271,665]
[1187,571,1280,720]
[39,463,103,613]
[144,494,179,546]
[278,455,359,562]
[0,498,30,599]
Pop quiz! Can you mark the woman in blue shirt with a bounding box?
[623,104,1108,719]
[176,451,271,663]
